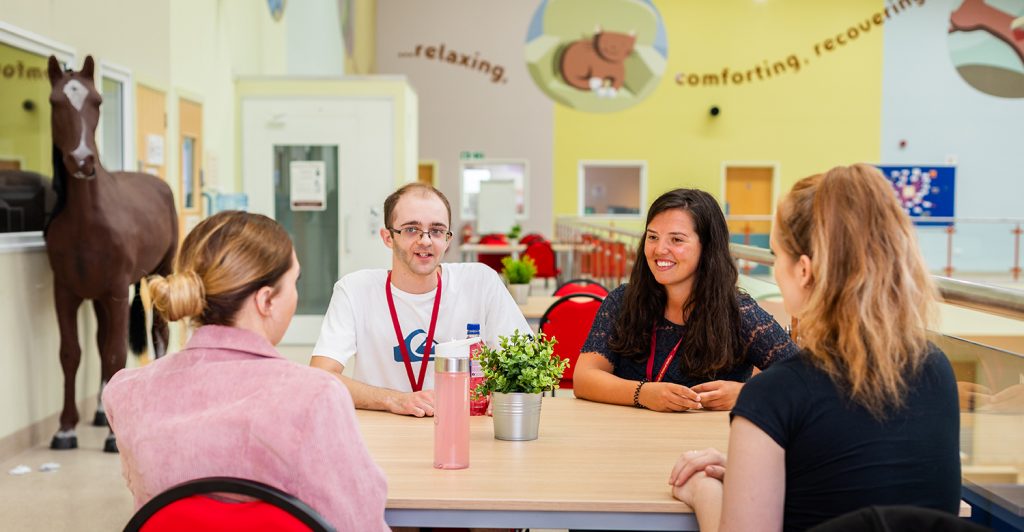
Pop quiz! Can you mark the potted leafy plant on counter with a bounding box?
[501,255,536,305]
[472,330,568,441]
[507,223,522,240]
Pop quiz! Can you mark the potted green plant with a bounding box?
[501,255,536,305]
[507,223,522,240]
[473,330,568,441]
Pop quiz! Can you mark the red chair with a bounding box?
[125,477,333,532]
[477,233,509,274]
[539,293,605,394]
[519,233,545,246]
[523,240,560,288]
[553,278,609,298]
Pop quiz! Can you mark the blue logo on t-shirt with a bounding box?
[393,329,438,362]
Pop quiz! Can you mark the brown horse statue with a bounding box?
[46,55,178,453]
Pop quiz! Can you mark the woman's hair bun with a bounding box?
[148,270,206,322]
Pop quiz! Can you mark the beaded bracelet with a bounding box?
[633,379,648,409]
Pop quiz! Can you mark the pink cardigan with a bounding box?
[104,325,389,531]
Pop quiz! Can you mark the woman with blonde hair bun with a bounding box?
[103,211,389,531]
[668,165,961,531]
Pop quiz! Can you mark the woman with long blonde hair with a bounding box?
[103,211,389,530]
[668,165,960,531]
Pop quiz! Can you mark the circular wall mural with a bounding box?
[948,0,1024,98]
[525,0,668,112]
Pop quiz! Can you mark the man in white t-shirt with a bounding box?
[310,183,530,417]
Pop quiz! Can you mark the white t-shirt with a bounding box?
[312,263,531,392]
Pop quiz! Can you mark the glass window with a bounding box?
[100,77,124,171]
[181,136,195,210]
[460,160,527,219]
[0,43,53,234]
[273,145,339,317]
[580,163,644,216]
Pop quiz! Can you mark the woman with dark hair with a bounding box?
[574,188,797,411]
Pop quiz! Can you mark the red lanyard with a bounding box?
[385,271,442,392]
[646,328,684,382]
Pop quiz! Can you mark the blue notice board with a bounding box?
[875,165,956,226]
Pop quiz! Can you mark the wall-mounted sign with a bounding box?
[290,160,327,211]
[459,151,485,160]
[876,164,956,226]
[524,0,668,113]
[145,134,164,165]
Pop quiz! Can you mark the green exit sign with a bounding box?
[459,151,485,160]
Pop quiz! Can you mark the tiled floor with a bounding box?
[1,422,132,531]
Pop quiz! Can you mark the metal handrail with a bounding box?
[730,242,1024,322]
[724,214,1024,224]
[557,218,1024,322]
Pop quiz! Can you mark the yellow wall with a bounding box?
[0,44,49,173]
[345,0,376,74]
[553,0,884,215]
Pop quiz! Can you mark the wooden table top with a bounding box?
[355,396,731,514]
[518,295,560,320]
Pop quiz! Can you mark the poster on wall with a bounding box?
[289,160,327,211]
[875,164,956,227]
[525,0,668,113]
[145,134,165,165]
[947,0,1024,99]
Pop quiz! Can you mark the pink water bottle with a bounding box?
[433,340,471,470]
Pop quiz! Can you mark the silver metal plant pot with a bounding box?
[508,282,531,305]
[491,392,543,441]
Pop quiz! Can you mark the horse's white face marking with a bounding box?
[59,79,95,176]
[70,117,93,171]
[62,79,87,112]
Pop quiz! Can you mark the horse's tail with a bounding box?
[128,281,147,355]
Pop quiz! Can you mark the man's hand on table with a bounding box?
[387,390,435,417]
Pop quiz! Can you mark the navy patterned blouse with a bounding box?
[581,284,799,387]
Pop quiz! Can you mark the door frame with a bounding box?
[177,96,204,237]
[418,159,439,186]
[242,96,397,345]
[97,60,135,172]
[720,161,781,217]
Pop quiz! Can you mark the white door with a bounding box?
[243,97,395,344]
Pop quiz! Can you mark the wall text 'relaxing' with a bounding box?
[399,44,507,84]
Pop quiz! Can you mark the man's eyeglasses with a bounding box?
[388,226,453,242]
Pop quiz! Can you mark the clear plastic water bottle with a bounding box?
[433,339,472,470]
[467,323,488,416]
